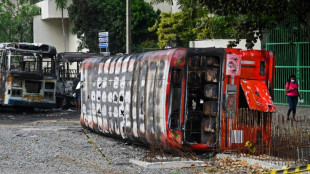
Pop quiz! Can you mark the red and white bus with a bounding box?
[80,48,276,151]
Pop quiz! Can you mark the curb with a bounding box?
[267,164,310,174]
[129,158,204,169]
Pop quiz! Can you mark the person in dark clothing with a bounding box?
[72,74,81,113]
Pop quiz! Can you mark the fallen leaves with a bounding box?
[194,156,269,174]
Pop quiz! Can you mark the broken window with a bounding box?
[169,68,183,130]
[260,61,265,76]
[25,81,41,93]
[45,82,55,89]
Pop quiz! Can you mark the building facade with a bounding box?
[33,0,176,53]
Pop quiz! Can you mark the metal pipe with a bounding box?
[8,50,11,70]
[126,0,131,54]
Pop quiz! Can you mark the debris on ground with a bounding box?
[193,156,269,174]
[16,134,27,137]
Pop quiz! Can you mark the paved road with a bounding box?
[0,109,203,174]
[1,106,308,173]
[275,105,310,116]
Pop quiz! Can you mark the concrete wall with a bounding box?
[33,16,70,52]
[189,39,262,50]
[171,0,181,13]
[144,0,172,13]
[68,23,82,52]
[36,0,71,19]
[33,0,81,53]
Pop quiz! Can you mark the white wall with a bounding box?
[189,39,262,50]
[144,0,172,13]
[33,15,70,52]
[36,0,71,19]
[171,0,181,13]
[33,0,81,53]
[68,23,82,52]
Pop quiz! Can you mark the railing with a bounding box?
[266,16,310,107]
[220,109,310,167]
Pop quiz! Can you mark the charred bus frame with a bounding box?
[80,47,276,151]
[0,43,57,109]
[55,52,101,108]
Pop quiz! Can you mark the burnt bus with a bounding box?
[55,52,101,108]
[80,48,276,151]
[0,43,57,109]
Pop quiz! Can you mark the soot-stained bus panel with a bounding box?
[80,49,174,145]
[80,48,276,151]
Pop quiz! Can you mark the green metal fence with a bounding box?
[266,17,310,106]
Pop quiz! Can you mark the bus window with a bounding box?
[169,68,183,130]
[1,52,7,72]
[260,61,265,76]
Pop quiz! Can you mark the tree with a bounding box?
[149,9,196,48]
[149,3,238,48]
[0,0,40,42]
[200,0,310,48]
[68,0,160,54]
[55,0,68,52]
[152,0,310,48]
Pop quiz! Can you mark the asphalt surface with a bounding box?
[275,105,310,116]
[0,109,204,174]
[1,105,309,174]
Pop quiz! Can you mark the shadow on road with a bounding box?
[0,107,80,125]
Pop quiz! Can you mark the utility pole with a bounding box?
[126,0,131,54]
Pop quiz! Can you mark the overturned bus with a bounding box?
[80,48,276,151]
[0,43,57,109]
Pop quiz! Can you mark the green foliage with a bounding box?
[200,0,310,48]
[245,141,256,153]
[68,0,160,54]
[194,15,238,40]
[0,0,40,42]
[55,0,68,10]
[133,40,159,52]
[149,10,195,48]
[150,5,238,49]
[152,0,310,49]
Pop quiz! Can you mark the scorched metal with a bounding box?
[80,48,276,151]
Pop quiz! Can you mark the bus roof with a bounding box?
[0,43,56,57]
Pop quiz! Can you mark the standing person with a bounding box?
[285,75,302,121]
[72,74,81,113]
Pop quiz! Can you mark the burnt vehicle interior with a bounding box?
[9,53,55,76]
[56,52,101,108]
[184,55,220,145]
[1,43,56,76]
[57,52,101,80]
[8,51,56,99]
